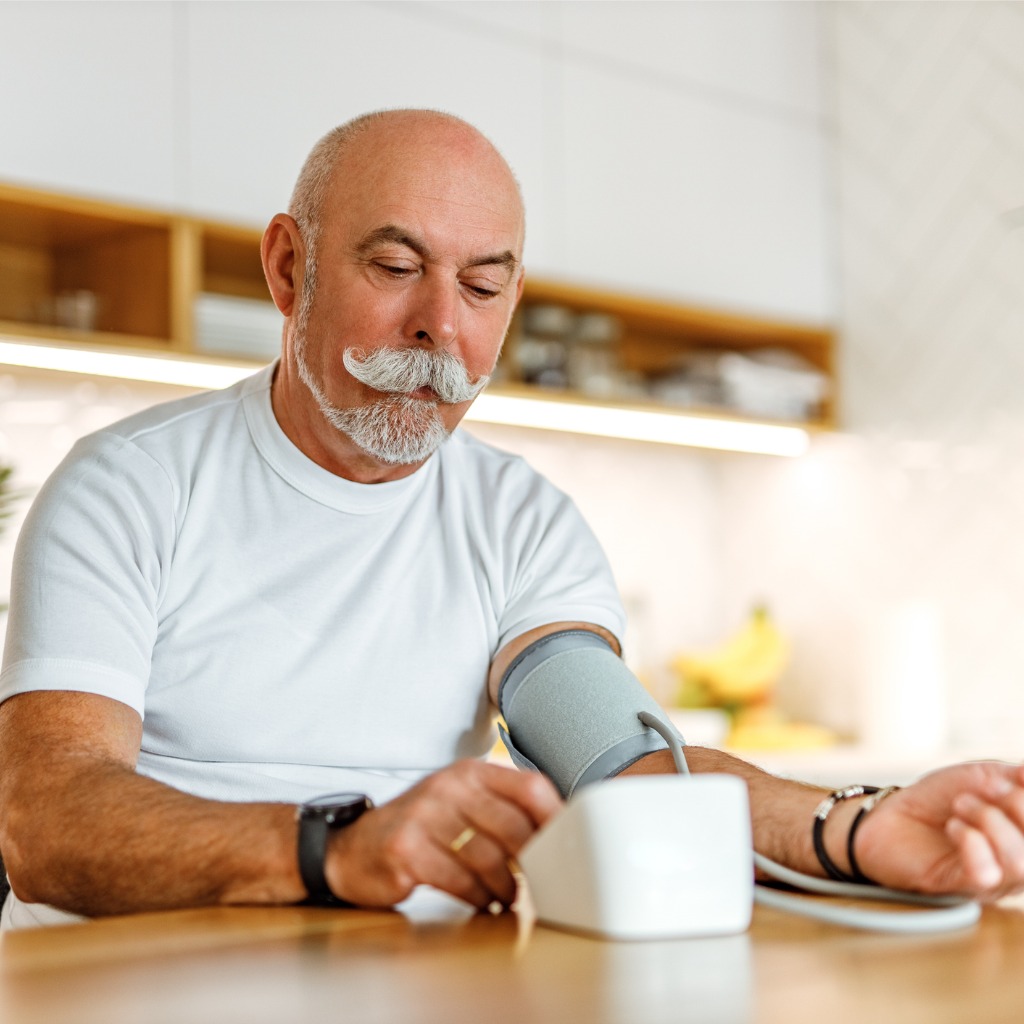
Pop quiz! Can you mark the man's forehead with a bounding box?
[327,175,524,257]
[326,122,524,237]
[341,169,521,223]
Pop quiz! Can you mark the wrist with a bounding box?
[219,803,310,907]
[296,793,373,906]
[818,792,872,880]
[812,785,900,884]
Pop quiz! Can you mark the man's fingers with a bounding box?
[441,828,518,906]
[994,784,1024,834]
[327,762,560,910]
[335,811,508,909]
[945,817,1003,892]
[422,761,560,858]
[417,838,498,909]
[421,763,560,907]
[470,762,562,827]
[950,791,1024,892]
[456,791,547,859]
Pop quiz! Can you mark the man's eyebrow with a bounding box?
[355,224,519,274]
[356,225,428,258]
[470,249,519,273]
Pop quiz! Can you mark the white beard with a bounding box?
[313,391,451,465]
[290,261,490,466]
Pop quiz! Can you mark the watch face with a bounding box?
[300,793,373,826]
[305,792,367,810]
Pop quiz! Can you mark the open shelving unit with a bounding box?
[509,277,835,428]
[0,182,268,355]
[0,182,837,450]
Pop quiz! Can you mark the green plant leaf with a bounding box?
[0,464,26,539]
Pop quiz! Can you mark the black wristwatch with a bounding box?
[296,792,374,906]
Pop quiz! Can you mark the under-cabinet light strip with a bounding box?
[0,339,254,390]
[469,393,809,457]
[0,338,810,457]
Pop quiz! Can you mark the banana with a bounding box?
[727,707,835,751]
[671,605,789,708]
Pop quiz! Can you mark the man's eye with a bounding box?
[376,262,413,277]
[465,282,501,299]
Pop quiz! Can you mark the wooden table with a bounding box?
[3,897,1024,1024]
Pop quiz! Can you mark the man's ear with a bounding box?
[261,213,304,317]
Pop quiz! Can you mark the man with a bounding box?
[1,110,1023,929]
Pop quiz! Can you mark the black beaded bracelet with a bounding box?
[812,785,880,883]
[846,785,902,885]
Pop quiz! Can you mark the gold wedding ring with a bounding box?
[449,827,476,854]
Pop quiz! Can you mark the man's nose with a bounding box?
[408,276,459,348]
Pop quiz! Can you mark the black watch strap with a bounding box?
[296,795,373,906]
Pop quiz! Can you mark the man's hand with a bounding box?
[325,760,561,910]
[856,761,1024,900]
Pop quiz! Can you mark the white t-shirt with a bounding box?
[0,363,624,927]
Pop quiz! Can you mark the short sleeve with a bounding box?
[495,471,625,653]
[0,434,176,716]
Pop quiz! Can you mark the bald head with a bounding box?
[288,109,524,260]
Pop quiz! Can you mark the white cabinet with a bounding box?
[561,1,825,120]
[0,2,836,327]
[0,2,177,207]
[181,3,554,266]
[558,59,834,323]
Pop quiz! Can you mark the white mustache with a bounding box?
[342,347,490,404]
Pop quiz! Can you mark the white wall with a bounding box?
[0,2,178,205]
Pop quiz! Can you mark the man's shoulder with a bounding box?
[444,429,545,484]
[55,366,270,496]
[98,368,265,450]
[441,429,572,511]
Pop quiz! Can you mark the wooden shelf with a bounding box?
[0,318,172,352]
[0,183,270,355]
[514,278,835,427]
[0,184,173,343]
[200,223,269,302]
[0,182,837,432]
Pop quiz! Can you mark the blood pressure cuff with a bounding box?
[496,629,675,798]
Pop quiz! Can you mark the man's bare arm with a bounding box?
[486,620,620,705]
[625,748,1024,901]
[0,691,304,916]
[490,625,1024,901]
[487,621,827,873]
[0,690,560,917]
